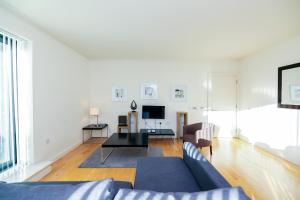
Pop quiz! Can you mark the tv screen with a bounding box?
[142,106,165,119]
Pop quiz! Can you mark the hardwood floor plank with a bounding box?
[41,138,300,200]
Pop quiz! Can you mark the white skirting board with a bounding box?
[49,140,82,162]
[1,140,82,183]
[26,165,52,182]
[0,161,52,183]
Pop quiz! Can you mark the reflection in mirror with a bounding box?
[278,63,300,109]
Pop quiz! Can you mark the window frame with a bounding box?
[0,34,18,172]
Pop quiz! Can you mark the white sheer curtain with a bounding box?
[0,30,31,177]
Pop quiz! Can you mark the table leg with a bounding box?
[107,126,109,137]
[101,147,114,164]
[82,130,84,144]
[173,136,176,144]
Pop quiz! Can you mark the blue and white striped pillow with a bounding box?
[0,179,116,200]
[183,142,205,160]
[114,187,250,200]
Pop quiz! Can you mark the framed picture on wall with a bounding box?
[290,85,300,102]
[171,85,187,102]
[141,83,158,100]
[112,86,128,102]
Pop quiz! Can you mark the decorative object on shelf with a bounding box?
[130,100,137,112]
[171,85,187,102]
[141,83,158,100]
[112,86,127,102]
[90,107,100,126]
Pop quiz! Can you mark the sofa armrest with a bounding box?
[183,142,231,190]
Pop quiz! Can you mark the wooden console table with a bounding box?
[128,111,138,132]
[140,129,175,136]
[176,112,188,138]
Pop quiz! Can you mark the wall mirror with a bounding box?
[278,62,300,109]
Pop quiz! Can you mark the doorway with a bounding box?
[207,73,237,138]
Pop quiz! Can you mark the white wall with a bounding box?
[89,60,238,136]
[0,7,89,163]
[3,2,299,168]
[238,35,300,166]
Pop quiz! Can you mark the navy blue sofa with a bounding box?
[0,142,249,199]
[134,142,231,192]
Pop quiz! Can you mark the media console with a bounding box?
[140,129,175,136]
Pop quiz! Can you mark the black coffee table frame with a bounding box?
[100,129,175,163]
[101,133,148,163]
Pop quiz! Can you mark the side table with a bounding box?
[82,124,108,143]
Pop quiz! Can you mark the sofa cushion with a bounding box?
[113,181,133,191]
[134,157,200,192]
[114,187,250,200]
[11,180,133,192]
[183,142,231,190]
[0,178,116,200]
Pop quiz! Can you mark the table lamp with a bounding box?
[90,107,100,126]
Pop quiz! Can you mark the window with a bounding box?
[0,33,19,172]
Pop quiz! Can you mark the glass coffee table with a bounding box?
[101,133,148,163]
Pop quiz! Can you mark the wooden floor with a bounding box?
[42,138,300,200]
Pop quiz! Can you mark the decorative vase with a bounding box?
[130,100,137,112]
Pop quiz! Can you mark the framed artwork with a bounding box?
[278,63,300,109]
[141,83,158,100]
[112,86,127,102]
[171,85,187,102]
[290,85,300,102]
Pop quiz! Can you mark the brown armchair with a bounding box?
[183,122,214,155]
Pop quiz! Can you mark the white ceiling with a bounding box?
[2,0,300,60]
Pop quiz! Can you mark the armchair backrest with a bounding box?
[183,123,202,136]
[198,123,214,140]
[118,115,127,126]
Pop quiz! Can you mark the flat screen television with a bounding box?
[142,105,165,119]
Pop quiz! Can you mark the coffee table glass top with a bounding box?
[102,133,148,147]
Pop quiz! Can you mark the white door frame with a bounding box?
[207,72,238,138]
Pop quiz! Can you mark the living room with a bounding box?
[0,1,300,200]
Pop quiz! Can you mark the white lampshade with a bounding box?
[89,107,99,116]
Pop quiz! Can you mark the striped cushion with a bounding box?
[195,123,214,142]
[114,187,250,200]
[0,179,116,200]
[183,142,204,160]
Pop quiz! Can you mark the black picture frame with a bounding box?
[278,62,300,109]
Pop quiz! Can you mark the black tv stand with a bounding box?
[140,129,175,136]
